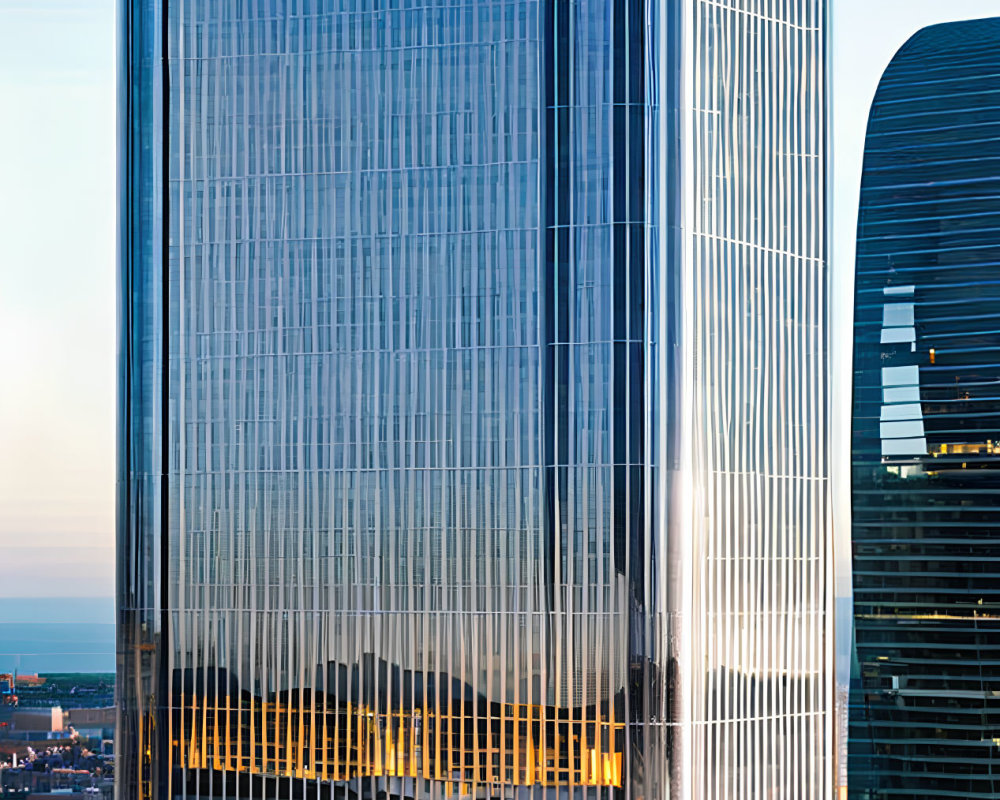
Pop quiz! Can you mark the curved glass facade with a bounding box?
[849,18,1000,800]
[118,2,830,799]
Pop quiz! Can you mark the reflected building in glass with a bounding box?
[118,2,830,799]
[849,18,1000,800]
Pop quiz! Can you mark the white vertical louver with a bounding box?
[676,1,831,798]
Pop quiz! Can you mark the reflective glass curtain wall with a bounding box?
[118,0,167,798]
[679,3,830,799]
[118,2,830,799]
[849,19,1000,800]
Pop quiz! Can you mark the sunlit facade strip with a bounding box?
[677,3,831,798]
[117,2,830,799]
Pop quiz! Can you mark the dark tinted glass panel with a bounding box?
[849,18,1000,800]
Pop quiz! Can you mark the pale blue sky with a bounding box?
[1,1,999,597]
[0,0,115,596]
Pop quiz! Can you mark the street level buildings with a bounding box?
[849,18,1000,800]
[118,2,831,798]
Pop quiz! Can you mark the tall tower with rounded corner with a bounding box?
[850,17,1000,800]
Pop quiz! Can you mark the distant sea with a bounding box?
[0,597,114,674]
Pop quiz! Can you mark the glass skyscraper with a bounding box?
[118,2,830,799]
[849,18,1000,800]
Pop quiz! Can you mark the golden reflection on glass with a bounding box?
[170,696,623,790]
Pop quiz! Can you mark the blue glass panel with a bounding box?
[850,18,1000,800]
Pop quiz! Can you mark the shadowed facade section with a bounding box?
[850,17,1000,800]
